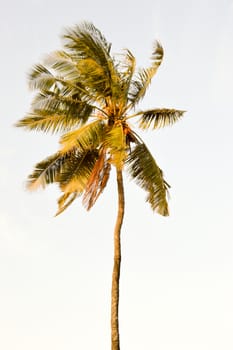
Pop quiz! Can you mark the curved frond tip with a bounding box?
[127,41,164,106]
[55,192,78,216]
[26,152,65,190]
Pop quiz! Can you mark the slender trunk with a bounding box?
[111,168,125,350]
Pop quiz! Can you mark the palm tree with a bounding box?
[16,22,184,350]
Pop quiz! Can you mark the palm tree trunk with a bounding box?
[111,168,124,350]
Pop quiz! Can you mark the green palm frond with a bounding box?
[83,149,111,210]
[128,41,163,106]
[44,51,100,102]
[30,91,71,110]
[121,49,136,78]
[16,112,68,133]
[29,63,52,79]
[127,142,170,216]
[44,51,81,81]
[31,90,93,122]
[29,55,93,102]
[16,91,94,133]
[59,149,99,193]
[60,120,105,153]
[28,68,75,94]
[16,107,93,134]
[63,21,111,61]
[77,58,109,99]
[151,41,163,68]
[56,149,102,215]
[138,108,185,130]
[28,64,57,91]
[29,74,58,92]
[55,191,79,216]
[27,152,66,190]
[62,22,120,101]
[105,123,127,168]
[118,49,136,104]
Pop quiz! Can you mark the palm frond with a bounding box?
[77,58,109,99]
[29,56,93,102]
[44,51,80,81]
[29,74,58,92]
[29,64,52,79]
[16,91,94,133]
[120,49,136,77]
[28,64,56,91]
[28,70,75,95]
[128,41,163,106]
[55,191,79,216]
[59,149,99,193]
[117,49,136,104]
[127,142,170,216]
[31,90,93,123]
[105,123,127,168]
[16,112,62,133]
[63,21,111,61]
[138,108,185,130]
[16,107,92,134]
[62,22,120,101]
[151,41,163,69]
[27,152,66,190]
[83,148,111,210]
[30,91,66,110]
[60,120,105,153]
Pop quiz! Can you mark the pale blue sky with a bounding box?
[1,0,233,349]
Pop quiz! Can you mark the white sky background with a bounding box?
[0,0,233,349]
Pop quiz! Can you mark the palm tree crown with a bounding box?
[16,21,184,216]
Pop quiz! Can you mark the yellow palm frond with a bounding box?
[60,120,105,153]
[105,123,127,169]
[62,22,121,101]
[55,192,79,216]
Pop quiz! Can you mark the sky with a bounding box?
[0,0,233,349]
